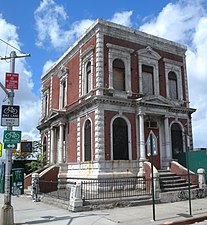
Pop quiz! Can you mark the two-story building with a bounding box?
[37,19,196,180]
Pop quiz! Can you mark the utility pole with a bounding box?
[0,51,30,225]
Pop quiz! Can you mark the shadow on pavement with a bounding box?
[15,213,111,225]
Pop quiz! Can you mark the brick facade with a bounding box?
[37,19,196,179]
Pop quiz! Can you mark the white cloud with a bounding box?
[139,0,207,147]
[34,0,96,50]
[70,19,95,38]
[110,11,133,27]
[140,0,204,44]
[34,0,133,51]
[0,14,41,145]
[42,59,55,74]
[34,0,69,49]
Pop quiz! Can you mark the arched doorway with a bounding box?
[113,118,129,160]
[171,123,183,159]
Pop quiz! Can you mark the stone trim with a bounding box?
[94,108,105,161]
[96,31,104,95]
[77,117,81,162]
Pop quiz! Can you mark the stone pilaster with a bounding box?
[94,108,105,161]
[95,31,104,95]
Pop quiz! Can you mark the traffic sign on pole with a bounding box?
[4,143,17,150]
[3,130,21,144]
[1,105,20,126]
[5,72,19,90]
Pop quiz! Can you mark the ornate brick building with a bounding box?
[37,19,196,180]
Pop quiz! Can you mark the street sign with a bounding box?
[4,143,17,149]
[1,105,20,126]
[0,143,2,157]
[5,72,19,90]
[3,130,21,144]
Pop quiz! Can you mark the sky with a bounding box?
[0,0,207,150]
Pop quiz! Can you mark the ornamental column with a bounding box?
[50,127,55,164]
[138,113,146,176]
[58,123,64,163]
[164,116,171,168]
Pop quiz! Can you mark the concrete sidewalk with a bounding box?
[0,194,207,225]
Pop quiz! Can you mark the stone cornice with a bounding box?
[61,96,197,117]
[37,95,196,130]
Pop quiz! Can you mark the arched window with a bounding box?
[168,71,178,100]
[86,62,92,93]
[113,59,125,91]
[171,123,183,159]
[84,120,92,161]
[113,118,129,160]
[142,65,154,95]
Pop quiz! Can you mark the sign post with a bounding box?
[0,51,30,225]
[0,51,16,225]
[150,133,156,221]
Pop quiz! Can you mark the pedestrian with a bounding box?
[32,179,38,202]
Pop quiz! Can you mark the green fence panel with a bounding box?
[177,150,207,180]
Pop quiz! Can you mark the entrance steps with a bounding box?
[158,170,198,192]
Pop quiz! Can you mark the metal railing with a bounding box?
[81,176,150,200]
[37,176,151,201]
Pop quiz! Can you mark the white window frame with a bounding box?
[59,66,68,109]
[107,43,133,98]
[137,46,161,96]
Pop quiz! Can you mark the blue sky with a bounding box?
[0,0,207,149]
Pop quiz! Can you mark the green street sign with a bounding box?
[4,143,17,149]
[3,130,21,144]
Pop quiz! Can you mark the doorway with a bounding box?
[171,123,183,159]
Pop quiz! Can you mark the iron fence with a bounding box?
[38,176,151,201]
[80,176,150,200]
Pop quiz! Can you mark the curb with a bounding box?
[160,214,207,225]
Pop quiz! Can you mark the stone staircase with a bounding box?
[158,170,198,192]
